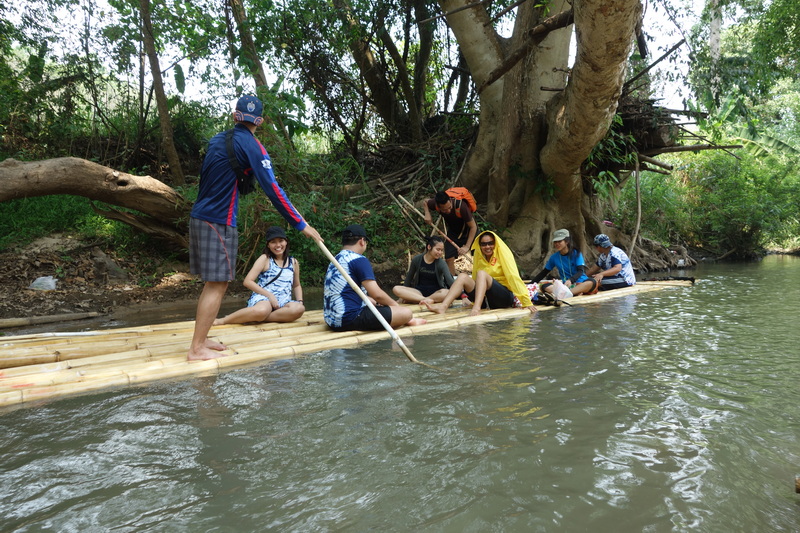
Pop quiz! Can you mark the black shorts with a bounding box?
[466,280,514,309]
[189,218,238,282]
[416,285,442,297]
[599,278,630,291]
[332,305,393,332]
[444,234,468,259]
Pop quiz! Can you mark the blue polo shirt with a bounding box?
[191,123,306,230]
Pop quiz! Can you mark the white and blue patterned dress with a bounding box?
[246,257,296,308]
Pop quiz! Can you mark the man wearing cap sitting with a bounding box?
[323,224,426,331]
[585,234,636,291]
[188,95,321,361]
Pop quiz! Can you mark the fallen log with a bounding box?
[0,311,104,330]
[0,157,190,246]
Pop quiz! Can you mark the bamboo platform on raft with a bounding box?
[0,280,692,408]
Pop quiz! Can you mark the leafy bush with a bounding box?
[683,151,800,257]
[614,166,694,245]
[0,196,102,250]
[613,150,800,257]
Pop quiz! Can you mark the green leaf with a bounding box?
[174,63,185,94]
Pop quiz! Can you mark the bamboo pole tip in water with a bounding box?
[795,476,800,494]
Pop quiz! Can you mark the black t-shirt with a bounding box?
[416,260,440,295]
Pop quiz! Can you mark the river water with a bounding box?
[1,256,799,531]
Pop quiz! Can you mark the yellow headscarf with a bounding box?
[471,230,532,307]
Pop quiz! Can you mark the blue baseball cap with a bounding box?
[235,95,263,124]
[594,234,613,248]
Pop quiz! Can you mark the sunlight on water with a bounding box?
[1,257,800,531]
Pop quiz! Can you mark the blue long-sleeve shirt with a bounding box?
[190,123,306,230]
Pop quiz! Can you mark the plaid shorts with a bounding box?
[189,217,238,282]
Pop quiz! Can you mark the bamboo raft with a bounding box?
[0,280,692,408]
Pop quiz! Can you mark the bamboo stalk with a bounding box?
[20,374,134,405]
[0,311,104,329]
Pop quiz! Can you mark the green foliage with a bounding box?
[613,150,800,258]
[236,190,410,285]
[584,115,637,199]
[0,195,141,251]
[614,167,694,245]
[683,151,800,256]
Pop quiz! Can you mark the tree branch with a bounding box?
[417,0,493,25]
[622,39,685,95]
[642,144,742,156]
[478,9,574,93]
[637,154,673,170]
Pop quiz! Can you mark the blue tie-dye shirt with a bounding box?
[323,249,375,328]
[596,246,636,286]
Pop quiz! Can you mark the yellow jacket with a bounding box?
[471,230,532,307]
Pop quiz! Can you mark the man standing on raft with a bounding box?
[188,95,321,361]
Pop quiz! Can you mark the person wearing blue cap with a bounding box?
[323,224,427,331]
[585,234,636,290]
[188,95,321,361]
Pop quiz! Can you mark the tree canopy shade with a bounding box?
[6,0,796,271]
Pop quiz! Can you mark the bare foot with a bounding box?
[418,298,434,309]
[421,300,447,314]
[188,346,230,361]
[212,318,225,326]
[205,338,228,351]
[407,317,427,326]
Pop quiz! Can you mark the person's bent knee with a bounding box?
[253,301,272,321]
[475,270,493,283]
[283,302,305,318]
[391,306,413,326]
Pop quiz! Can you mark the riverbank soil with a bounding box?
[0,234,217,321]
[0,234,408,325]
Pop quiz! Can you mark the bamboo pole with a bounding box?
[0,311,104,329]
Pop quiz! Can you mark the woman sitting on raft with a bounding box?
[530,228,597,296]
[392,236,454,304]
[214,226,305,325]
[423,230,536,316]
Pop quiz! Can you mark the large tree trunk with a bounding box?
[139,0,186,186]
[334,0,413,142]
[0,158,189,247]
[228,0,295,149]
[440,0,507,195]
[443,0,642,272]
